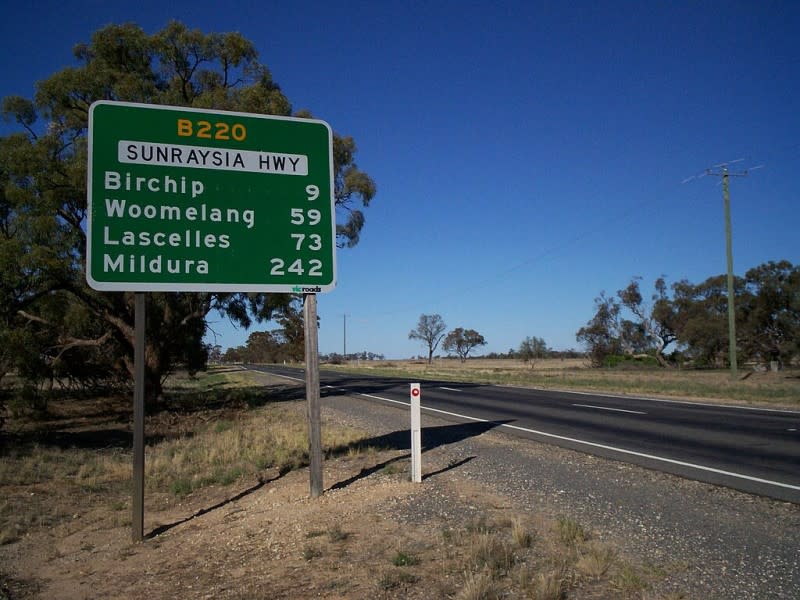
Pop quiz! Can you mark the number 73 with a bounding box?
[290,233,322,251]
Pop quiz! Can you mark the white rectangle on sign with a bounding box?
[118,141,309,175]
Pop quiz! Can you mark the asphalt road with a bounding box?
[247,364,800,504]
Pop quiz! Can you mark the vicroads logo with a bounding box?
[292,285,322,293]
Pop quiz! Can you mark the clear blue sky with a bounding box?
[2,1,798,358]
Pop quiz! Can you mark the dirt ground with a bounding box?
[0,384,656,600]
[1,439,623,600]
[3,446,439,599]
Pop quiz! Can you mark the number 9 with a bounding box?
[306,184,320,201]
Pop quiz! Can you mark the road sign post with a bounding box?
[132,293,145,541]
[410,383,422,483]
[87,101,336,539]
[305,293,323,498]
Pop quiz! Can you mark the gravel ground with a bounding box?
[322,391,800,599]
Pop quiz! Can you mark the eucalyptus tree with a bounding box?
[617,277,678,367]
[518,336,548,368]
[409,314,447,364]
[739,260,800,368]
[443,327,487,363]
[576,292,623,367]
[0,21,375,398]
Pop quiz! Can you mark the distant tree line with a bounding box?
[484,348,584,361]
[576,260,800,369]
[321,352,385,364]
[220,307,386,365]
[221,303,305,364]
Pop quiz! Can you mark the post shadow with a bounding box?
[422,456,476,480]
[327,419,510,491]
[145,470,287,539]
[340,419,512,453]
[146,420,511,537]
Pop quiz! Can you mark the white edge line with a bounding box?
[357,393,800,493]
[439,386,462,392]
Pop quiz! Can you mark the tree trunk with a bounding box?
[654,342,672,368]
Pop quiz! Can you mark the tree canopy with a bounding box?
[0,21,375,398]
[443,327,487,362]
[518,336,548,368]
[576,261,800,369]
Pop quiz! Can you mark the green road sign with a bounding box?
[87,101,336,292]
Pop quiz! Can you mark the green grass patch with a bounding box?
[392,551,421,566]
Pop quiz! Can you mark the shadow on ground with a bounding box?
[327,420,508,490]
[148,420,504,537]
[147,469,289,539]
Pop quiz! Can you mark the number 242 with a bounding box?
[270,258,323,276]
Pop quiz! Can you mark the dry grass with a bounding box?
[511,517,534,548]
[576,543,617,578]
[448,513,650,599]
[556,516,589,546]
[145,396,365,497]
[457,569,499,600]
[467,532,516,576]
[529,566,570,600]
[0,367,365,543]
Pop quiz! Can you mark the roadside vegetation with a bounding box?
[0,367,364,546]
[0,366,687,598]
[576,263,799,370]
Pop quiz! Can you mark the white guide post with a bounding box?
[410,383,422,483]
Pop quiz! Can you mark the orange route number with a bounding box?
[177,119,246,142]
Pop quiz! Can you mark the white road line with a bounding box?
[439,386,462,392]
[572,403,647,415]
[357,392,800,493]
[255,371,344,391]
[261,371,304,383]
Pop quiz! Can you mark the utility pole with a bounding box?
[706,164,748,380]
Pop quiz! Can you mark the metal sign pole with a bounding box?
[132,292,146,541]
[304,293,323,497]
